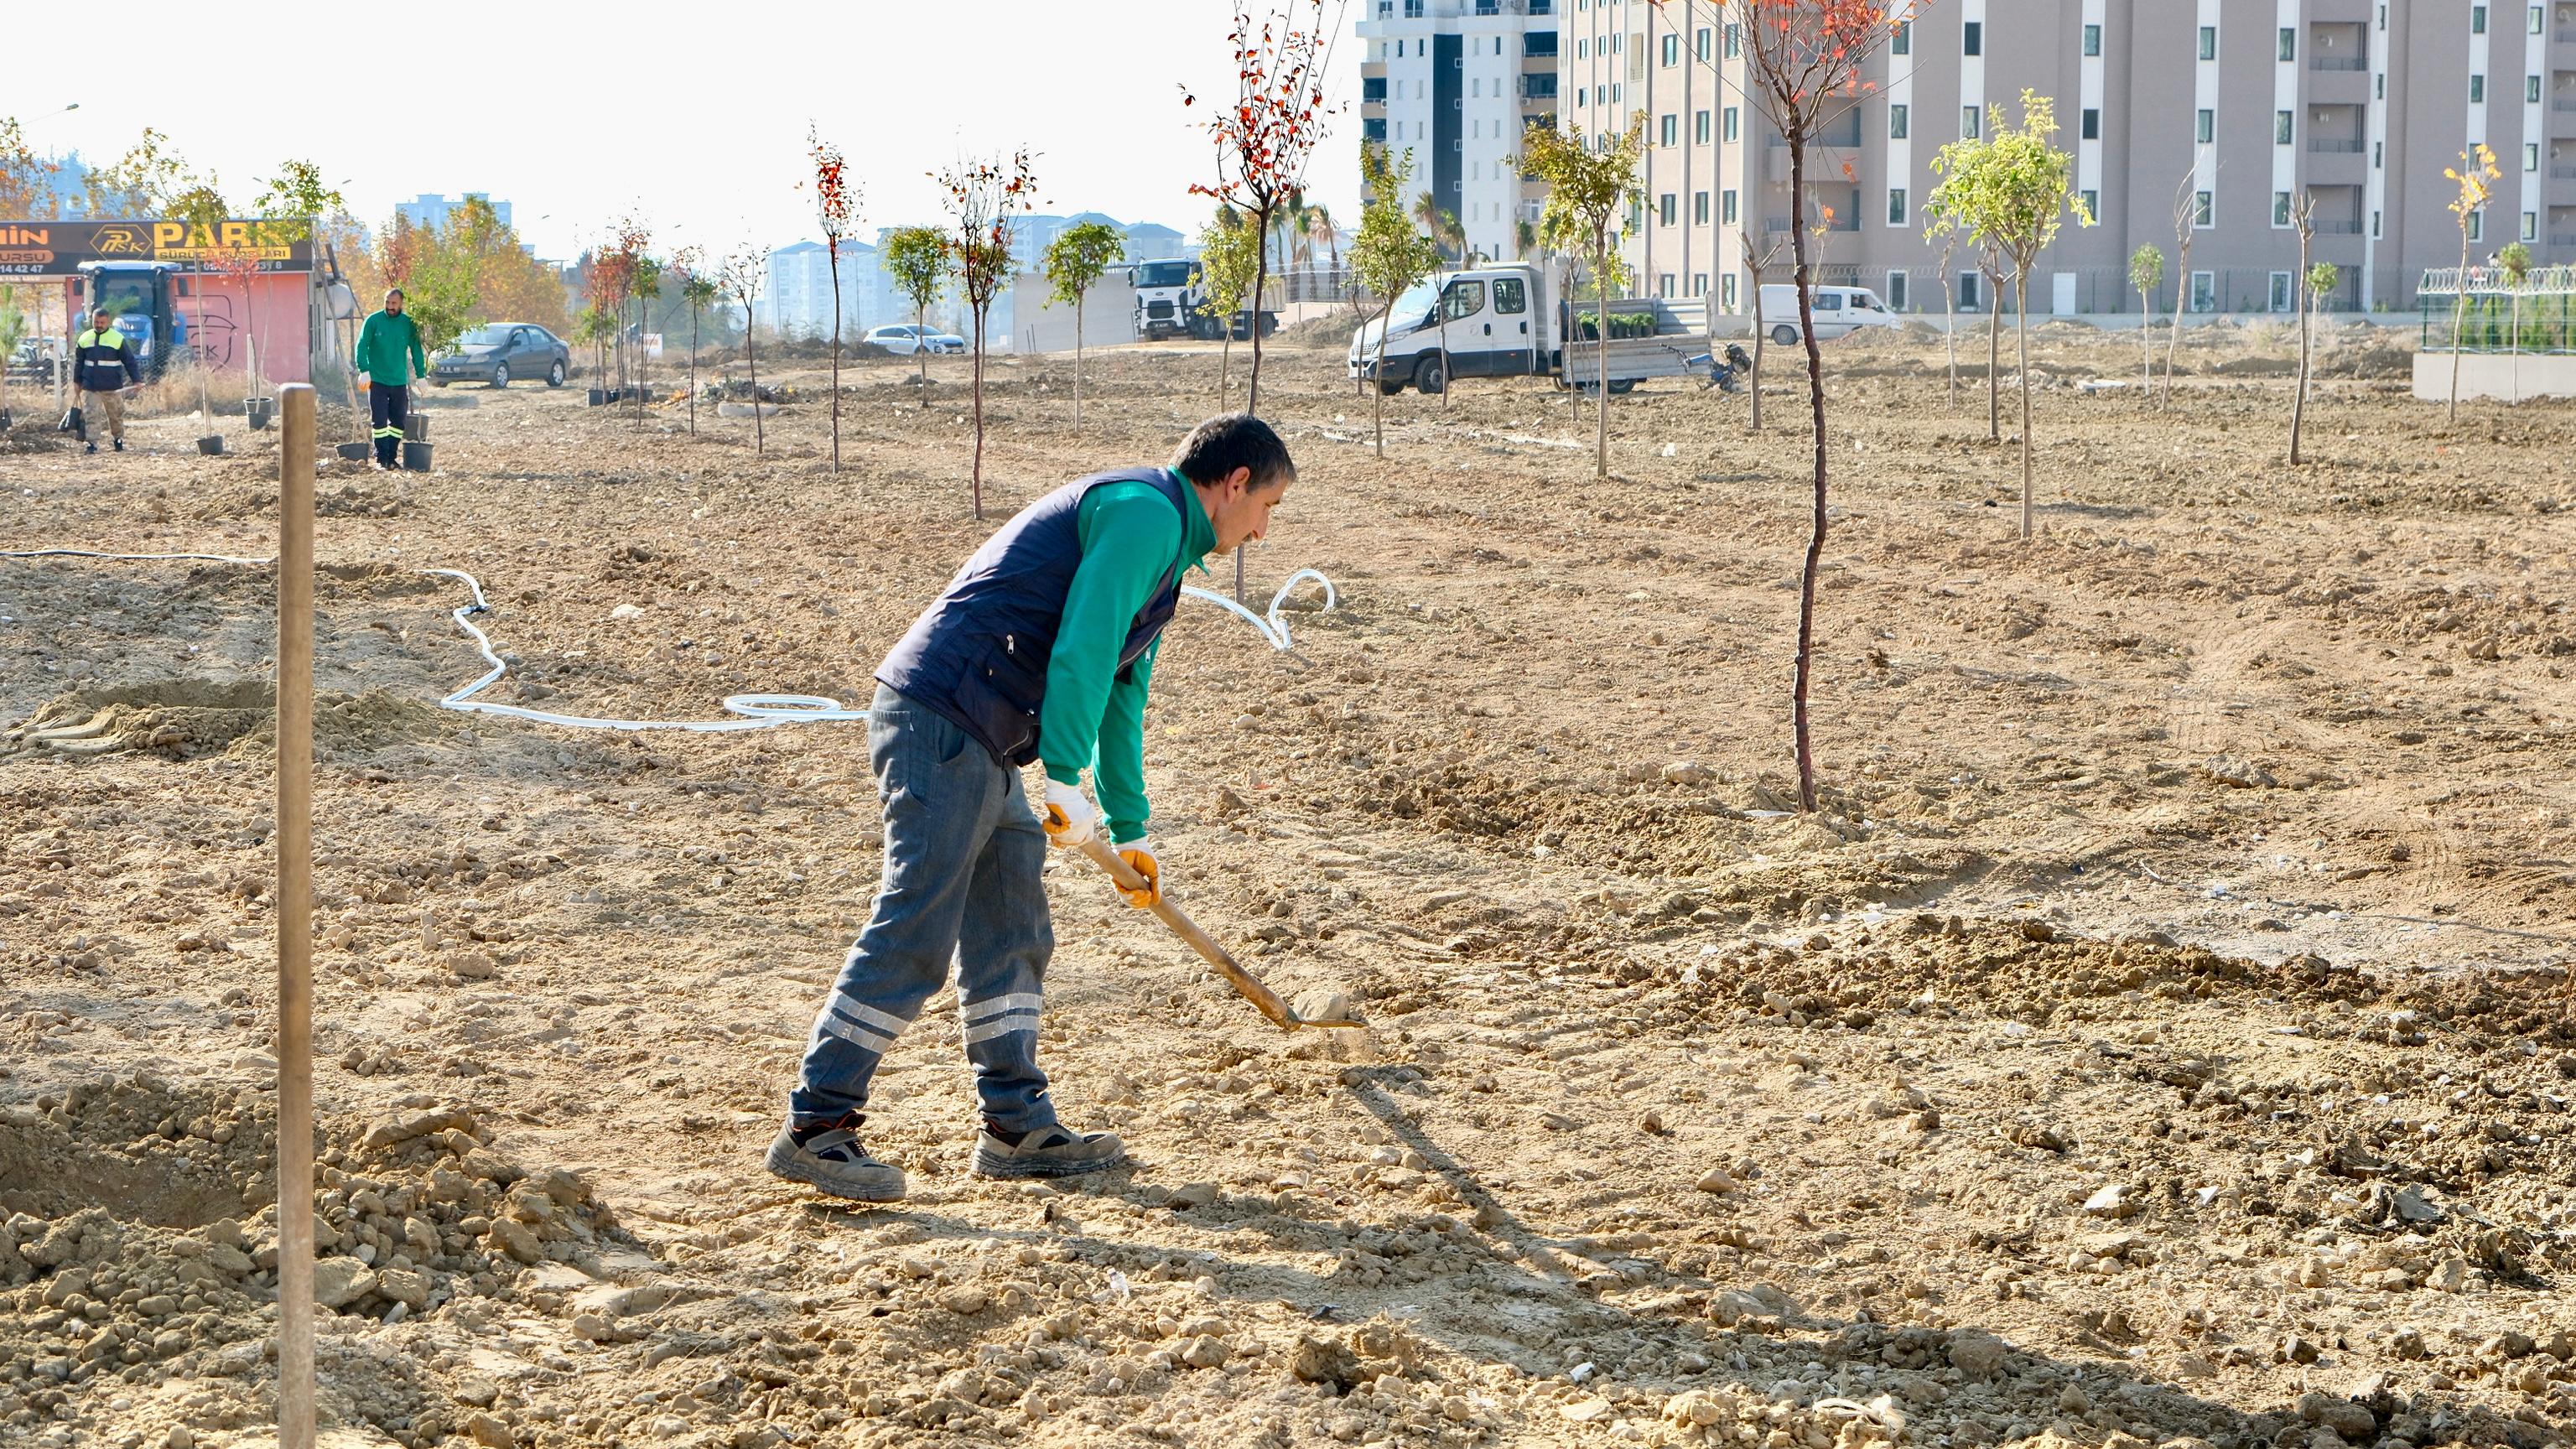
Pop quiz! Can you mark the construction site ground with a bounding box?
[2,318,2572,1449]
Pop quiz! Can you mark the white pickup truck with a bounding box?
[1350,263,1898,394]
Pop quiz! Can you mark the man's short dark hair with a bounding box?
[1171,413,1294,492]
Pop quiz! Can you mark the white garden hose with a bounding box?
[3,549,1337,735]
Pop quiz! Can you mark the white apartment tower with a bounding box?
[1358,0,1562,261]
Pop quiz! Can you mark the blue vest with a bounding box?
[877,467,1191,766]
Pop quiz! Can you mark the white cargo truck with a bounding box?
[1350,264,1900,394]
[1130,258,1279,342]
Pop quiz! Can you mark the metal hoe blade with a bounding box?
[1074,836,1365,1031]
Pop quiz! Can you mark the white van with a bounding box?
[1754,283,1902,345]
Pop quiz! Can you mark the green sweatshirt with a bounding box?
[356,309,428,386]
[1040,470,1217,844]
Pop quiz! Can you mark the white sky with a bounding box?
[8,3,1363,261]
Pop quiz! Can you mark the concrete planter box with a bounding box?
[2413,351,2576,402]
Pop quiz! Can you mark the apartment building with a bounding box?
[764,239,885,342]
[1357,0,1562,261]
[1555,0,2576,317]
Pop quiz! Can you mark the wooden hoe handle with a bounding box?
[1073,836,1363,1031]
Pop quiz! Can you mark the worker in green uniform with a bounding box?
[768,413,1295,1202]
[355,288,428,468]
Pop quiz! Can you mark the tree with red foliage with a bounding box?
[1182,0,1343,418]
[807,126,860,473]
[1712,0,1914,815]
[936,149,1039,522]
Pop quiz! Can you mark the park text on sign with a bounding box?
[0,219,316,277]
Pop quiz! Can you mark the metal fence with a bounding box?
[2416,265,2576,353]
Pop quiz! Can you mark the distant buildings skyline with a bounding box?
[756,212,1197,345]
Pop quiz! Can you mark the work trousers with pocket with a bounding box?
[790,685,1057,1135]
[78,389,127,442]
[369,383,410,466]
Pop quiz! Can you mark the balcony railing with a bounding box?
[2309,138,2366,153]
[2316,220,2365,234]
[2309,56,2368,71]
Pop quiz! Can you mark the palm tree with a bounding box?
[1515,217,1540,261]
[1413,192,1451,260]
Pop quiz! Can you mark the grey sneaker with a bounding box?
[766,1114,906,1202]
[971,1123,1127,1180]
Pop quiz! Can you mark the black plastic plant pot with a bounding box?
[402,440,433,472]
[246,398,273,430]
[587,388,608,406]
[402,414,429,442]
[336,441,371,461]
[196,435,224,456]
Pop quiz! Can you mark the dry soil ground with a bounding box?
[2,319,2573,1449]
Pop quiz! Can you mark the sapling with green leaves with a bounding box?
[1346,143,1442,455]
[1520,116,1640,480]
[2444,145,2501,423]
[880,226,948,407]
[1926,89,2092,541]
[1196,205,1260,407]
[2129,244,2163,392]
[1041,220,1124,423]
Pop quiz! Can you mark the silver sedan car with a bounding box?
[863,323,965,356]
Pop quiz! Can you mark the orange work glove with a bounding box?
[1114,838,1161,909]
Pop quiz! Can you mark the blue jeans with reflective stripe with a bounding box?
[791,686,1057,1133]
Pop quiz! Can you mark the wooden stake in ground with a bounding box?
[273,382,318,1449]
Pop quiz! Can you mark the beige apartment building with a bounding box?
[1546,0,2576,317]
[1357,0,1565,262]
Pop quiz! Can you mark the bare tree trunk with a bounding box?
[2448,231,2470,424]
[1219,328,1232,407]
[1748,261,1766,431]
[1073,292,1084,424]
[1986,272,2002,441]
[2139,289,2151,391]
[916,299,929,407]
[741,303,764,454]
[2163,234,2191,407]
[688,305,699,434]
[2016,270,2033,540]
[1943,274,1958,411]
[1437,289,1452,409]
[1372,297,1395,454]
[971,308,986,521]
[2292,227,2311,464]
[1788,138,1827,815]
[1594,238,1611,479]
[1247,205,1271,415]
[828,244,841,472]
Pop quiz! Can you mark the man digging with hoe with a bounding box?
[769,413,1296,1202]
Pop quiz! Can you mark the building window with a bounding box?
[1661,113,1678,147]
[2194,190,2214,226]
[1722,189,1737,224]
[2080,189,2099,218]
[2195,110,2213,144]
[2532,4,2546,34]
[2190,271,2215,311]
[2471,4,2486,33]
[1576,87,1587,107]
[1722,274,1737,309]
[1889,103,1909,139]
[2198,25,2217,60]
[1892,19,1910,56]
[1363,76,1386,101]
[2524,210,2539,241]
[1404,0,1422,15]
[1524,32,1557,57]
[2275,110,2293,144]
[2083,23,2101,57]
[2375,73,2384,99]
[1694,190,1710,224]
[2468,209,2484,241]
[1724,23,1739,58]
[1695,110,1711,143]
[1886,271,1908,311]
[2371,209,2381,237]
[1887,188,1908,225]
[1963,106,1981,138]
[1659,273,1675,298]
[1662,34,1678,66]
[2082,108,2100,140]
[1363,117,1387,141]
[2273,191,2293,227]
[1723,106,1738,143]
[1577,39,1587,58]
[1660,193,1677,225]
[2470,75,2485,104]
[1963,20,1982,55]
[2527,75,2542,104]
[2269,272,2293,312]
[1960,272,1981,311]
[2374,141,2382,168]
[1696,27,1711,60]
[2277,26,2295,61]
[2527,143,2540,170]
[1693,273,1707,297]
